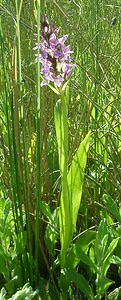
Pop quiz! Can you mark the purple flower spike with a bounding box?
[34,16,75,87]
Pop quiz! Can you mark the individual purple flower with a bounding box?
[34,16,76,87]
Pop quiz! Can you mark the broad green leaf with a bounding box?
[67,131,91,234]
[60,131,91,267]
[55,96,90,267]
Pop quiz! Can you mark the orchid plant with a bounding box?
[34,15,91,269]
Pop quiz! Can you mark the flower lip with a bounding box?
[54,49,62,58]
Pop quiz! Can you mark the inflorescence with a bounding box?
[33,16,75,87]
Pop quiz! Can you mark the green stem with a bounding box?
[60,90,68,192]
[60,92,69,267]
[54,87,70,267]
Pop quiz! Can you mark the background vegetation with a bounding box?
[0,0,121,299]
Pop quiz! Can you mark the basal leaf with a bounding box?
[67,131,91,234]
[60,131,90,267]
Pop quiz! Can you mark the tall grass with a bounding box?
[35,0,41,286]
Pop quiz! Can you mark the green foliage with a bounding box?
[60,268,94,300]
[37,277,59,300]
[0,199,29,295]
[40,201,59,254]
[94,220,120,299]
[0,283,37,300]
[59,128,90,267]
[103,194,121,224]
[107,287,121,300]
[0,199,14,282]
[67,131,91,236]
[0,287,7,300]
[65,230,96,269]
[0,0,121,299]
